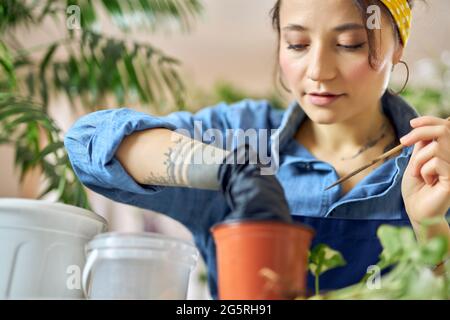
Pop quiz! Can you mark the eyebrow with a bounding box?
[282,23,365,32]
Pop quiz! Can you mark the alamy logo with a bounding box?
[366,265,382,290]
[173,120,281,175]
[66,5,81,30]
[66,265,82,290]
[367,5,382,30]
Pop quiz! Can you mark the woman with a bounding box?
[64,0,450,298]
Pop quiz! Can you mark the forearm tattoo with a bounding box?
[143,135,228,190]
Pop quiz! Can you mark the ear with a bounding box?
[392,45,404,65]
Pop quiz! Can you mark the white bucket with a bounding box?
[82,232,199,300]
[0,198,107,299]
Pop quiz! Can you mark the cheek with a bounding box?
[344,60,373,82]
[279,51,303,82]
[343,58,390,88]
[279,52,291,77]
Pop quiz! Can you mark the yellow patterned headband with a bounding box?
[380,0,412,46]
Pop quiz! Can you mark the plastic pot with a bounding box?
[211,220,314,300]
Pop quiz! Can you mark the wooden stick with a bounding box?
[324,117,450,191]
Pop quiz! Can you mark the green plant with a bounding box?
[309,223,450,300]
[399,57,450,119]
[308,244,346,296]
[401,87,450,119]
[0,0,203,208]
[0,92,90,207]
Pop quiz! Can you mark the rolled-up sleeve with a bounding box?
[64,108,175,194]
[63,102,243,232]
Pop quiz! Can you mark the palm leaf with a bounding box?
[34,31,187,110]
[0,94,91,209]
[0,0,35,32]
[0,40,17,89]
[98,0,203,32]
[0,0,205,210]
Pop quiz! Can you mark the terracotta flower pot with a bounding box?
[211,220,314,300]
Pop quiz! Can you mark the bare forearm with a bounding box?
[116,128,229,190]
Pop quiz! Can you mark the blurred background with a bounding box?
[1,0,449,299]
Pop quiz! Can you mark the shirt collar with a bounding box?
[272,90,419,158]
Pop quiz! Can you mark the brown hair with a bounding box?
[270,0,420,92]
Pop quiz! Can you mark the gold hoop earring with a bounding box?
[391,60,410,96]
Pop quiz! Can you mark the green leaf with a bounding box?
[39,43,59,108]
[0,0,35,32]
[123,51,147,102]
[418,236,449,266]
[0,95,88,207]
[25,72,35,97]
[309,244,346,296]
[0,105,42,122]
[33,141,64,163]
[101,0,126,30]
[309,244,346,276]
[80,0,97,29]
[376,225,416,268]
[40,43,59,74]
[98,0,203,32]
[0,40,17,89]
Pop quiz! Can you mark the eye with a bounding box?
[337,42,366,51]
[287,42,367,52]
[287,44,309,51]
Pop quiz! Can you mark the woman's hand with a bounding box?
[400,116,450,226]
[218,144,292,223]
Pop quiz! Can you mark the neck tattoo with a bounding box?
[340,121,389,161]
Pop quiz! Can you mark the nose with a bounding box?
[307,43,337,82]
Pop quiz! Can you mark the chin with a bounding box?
[311,116,338,125]
[301,95,347,121]
[302,105,342,125]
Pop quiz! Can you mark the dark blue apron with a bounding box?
[292,211,412,294]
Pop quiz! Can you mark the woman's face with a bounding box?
[279,0,404,124]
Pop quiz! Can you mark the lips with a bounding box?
[306,92,345,106]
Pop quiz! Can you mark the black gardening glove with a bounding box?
[217,144,292,223]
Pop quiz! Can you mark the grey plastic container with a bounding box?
[82,232,199,300]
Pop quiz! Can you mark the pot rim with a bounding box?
[0,197,107,225]
[210,218,315,236]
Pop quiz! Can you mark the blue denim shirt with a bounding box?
[64,91,449,298]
